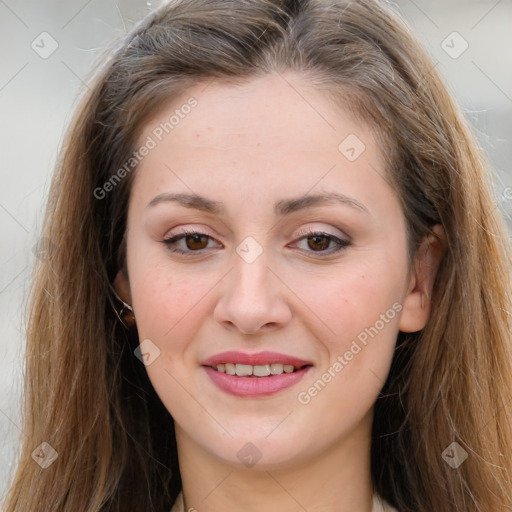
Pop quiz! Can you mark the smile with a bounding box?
[210,363,305,376]
[202,364,313,397]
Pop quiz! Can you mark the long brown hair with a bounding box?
[4,0,512,510]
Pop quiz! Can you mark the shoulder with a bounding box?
[373,493,399,512]
[170,491,185,512]
[171,492,398,512]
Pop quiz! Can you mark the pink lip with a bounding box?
[201,350,313,367]
[203,366,312,398]
[201,351,314,398]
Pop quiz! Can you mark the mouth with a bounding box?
[207,362,311,377]
[201,350,314,399]
[201,351,313,397]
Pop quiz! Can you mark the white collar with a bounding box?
[170,491,398,512]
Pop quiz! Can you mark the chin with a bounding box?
[198,433,315,471]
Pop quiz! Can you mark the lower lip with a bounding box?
[203,366,312,398]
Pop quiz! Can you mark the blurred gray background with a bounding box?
[1,0,511,500]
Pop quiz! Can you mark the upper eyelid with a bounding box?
[165,220,349,238]
[294,226,348,240]
[164,227,348,242]
[164,229,220,242]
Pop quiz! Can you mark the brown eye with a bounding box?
[184,233,209,250]
[162,230,221,255]
[306,234,331,251]
[292,229,351,255]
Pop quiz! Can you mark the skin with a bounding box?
[115,72,444,512]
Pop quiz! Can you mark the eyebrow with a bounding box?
[147,191,370,216]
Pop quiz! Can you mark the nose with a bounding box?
[213,249,292,335]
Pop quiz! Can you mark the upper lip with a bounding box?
[201,351,313,367]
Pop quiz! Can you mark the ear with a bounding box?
[399,224,445,333]
[114,268,132,306]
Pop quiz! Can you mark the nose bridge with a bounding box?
[231,233,272,296]
[214,237,291,334]
[234,245,270,299]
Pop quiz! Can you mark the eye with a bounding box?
[161,228,351,256]
[291,228,351,255]
[162,230,222,255]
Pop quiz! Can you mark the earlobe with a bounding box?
[114,268,132,306]
[399,224,445,333]
[113,269,136,328]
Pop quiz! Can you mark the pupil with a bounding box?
[309,235,329,251]
[186,234,207,250]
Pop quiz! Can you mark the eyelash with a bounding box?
[161,228,351,257]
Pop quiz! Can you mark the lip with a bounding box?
[201,350,313,367]
[201,351,314,398]
[203,365,312,398]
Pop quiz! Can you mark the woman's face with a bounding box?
[117,72,434,469]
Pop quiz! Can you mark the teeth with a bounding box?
[270,363,283,375]
[214,363,302,376]
[253,364,270,377]
[235,364,252,376]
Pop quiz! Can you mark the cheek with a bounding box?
[289,259,404,402]
[294,270,401,430]
[292,263,404,347]
[128,262,217,419]
[128,254,219,360]
[133,273,199,334]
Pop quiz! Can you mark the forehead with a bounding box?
[130,72,395,217]
[140,73,376,151]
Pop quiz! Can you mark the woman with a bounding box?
[4,0,512,511]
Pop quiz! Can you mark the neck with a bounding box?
[175,410,375,512]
